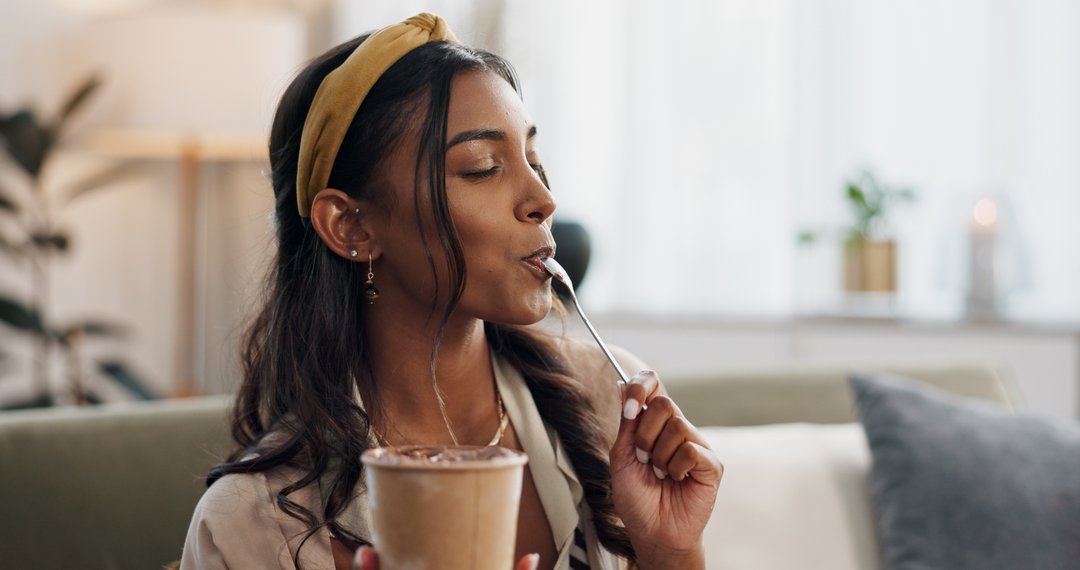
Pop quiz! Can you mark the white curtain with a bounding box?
[338,0,1080,320]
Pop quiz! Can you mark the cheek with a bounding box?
[453,209,510,267]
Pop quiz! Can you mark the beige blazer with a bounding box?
[180,352,625,570]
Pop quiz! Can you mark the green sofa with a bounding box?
[0,395,232,569]
[0,360,1014,569]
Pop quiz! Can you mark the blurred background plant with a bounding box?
[798,169,917,249]
[798,170,916,294]
[0,75,154,408]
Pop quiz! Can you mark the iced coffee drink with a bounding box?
[361,445,528,570]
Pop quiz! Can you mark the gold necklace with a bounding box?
[372,389,508,447]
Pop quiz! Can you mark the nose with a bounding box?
[516,165,556,224]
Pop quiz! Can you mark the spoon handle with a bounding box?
[568,294,631,386]
[540,258,630,385]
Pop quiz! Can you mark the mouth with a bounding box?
[521,245,556,275]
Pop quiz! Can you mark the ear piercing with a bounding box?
[349,249,358,257]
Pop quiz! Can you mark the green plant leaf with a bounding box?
[0,295,44,332]
[55,320,128,346]
[796,230,818,245]
[1,392,54,410]
[846,183,869,212]
[894,187,917,202]
[98,360,156,400]
[842,228,865,249]
[55,75,102,130]
[0,110,53,178]
[29,231,69,253]
[79,321,128,337]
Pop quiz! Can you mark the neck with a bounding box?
[360,300,501,447]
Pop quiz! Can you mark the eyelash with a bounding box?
[462,167,498,179]
[461,164,546,179]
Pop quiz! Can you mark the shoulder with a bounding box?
[553,337,653,445]
[189,471,277,522]
[181,468,333,569]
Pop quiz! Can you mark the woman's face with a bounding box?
[370,70,557,325]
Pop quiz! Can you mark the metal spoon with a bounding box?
[541,257,630,386]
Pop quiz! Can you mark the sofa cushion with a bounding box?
[700,423,882,570]
[667,361,1014,427]
[851,374,1080,570]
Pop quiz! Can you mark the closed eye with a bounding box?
[461,166,499,179]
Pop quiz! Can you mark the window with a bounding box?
[339,0,1080,321]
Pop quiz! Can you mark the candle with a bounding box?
[967,197,998,318]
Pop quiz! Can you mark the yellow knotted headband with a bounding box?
[295,13,458,218]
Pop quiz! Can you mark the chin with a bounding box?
[487,292,553,326]
[506,304,552,326]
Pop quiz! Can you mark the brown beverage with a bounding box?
[361,445,528,570]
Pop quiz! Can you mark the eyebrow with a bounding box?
[446,125,538,149]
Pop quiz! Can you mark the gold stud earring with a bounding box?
[363,253,380,304]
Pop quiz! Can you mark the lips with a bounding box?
[521,245,555,274]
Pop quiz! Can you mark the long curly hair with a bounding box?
[206,34,636,565]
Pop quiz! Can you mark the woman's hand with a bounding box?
[351,546,540,570]
[610,370,724,570]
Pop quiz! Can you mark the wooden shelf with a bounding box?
[86,129,267,162]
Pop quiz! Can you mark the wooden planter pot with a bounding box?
[843,240,896,293]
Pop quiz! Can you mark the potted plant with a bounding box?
[0,76,153,408]
[798,170,915,293]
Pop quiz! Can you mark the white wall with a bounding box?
[0,1,301,401]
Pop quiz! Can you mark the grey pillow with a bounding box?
[850,374,1080,570]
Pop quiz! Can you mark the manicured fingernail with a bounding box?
[527,553,540,570]
[653,465,666,480]
[623,398,640,420]
[635,447,650,463]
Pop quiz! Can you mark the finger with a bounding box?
[352,546,379,570]
[647,415,695,478]
[632,396,680,465]
[622,369,662,420]
[613,396,639,464]
[666,441,725,486]
[516,553,540,570]
[613,372,664,464]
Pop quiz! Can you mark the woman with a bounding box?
[181,13,722,570]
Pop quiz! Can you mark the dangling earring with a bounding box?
[363,253,380,304]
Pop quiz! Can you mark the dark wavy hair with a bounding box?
[206,33,636,565]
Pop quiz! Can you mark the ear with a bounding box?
[309,188,380,261]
